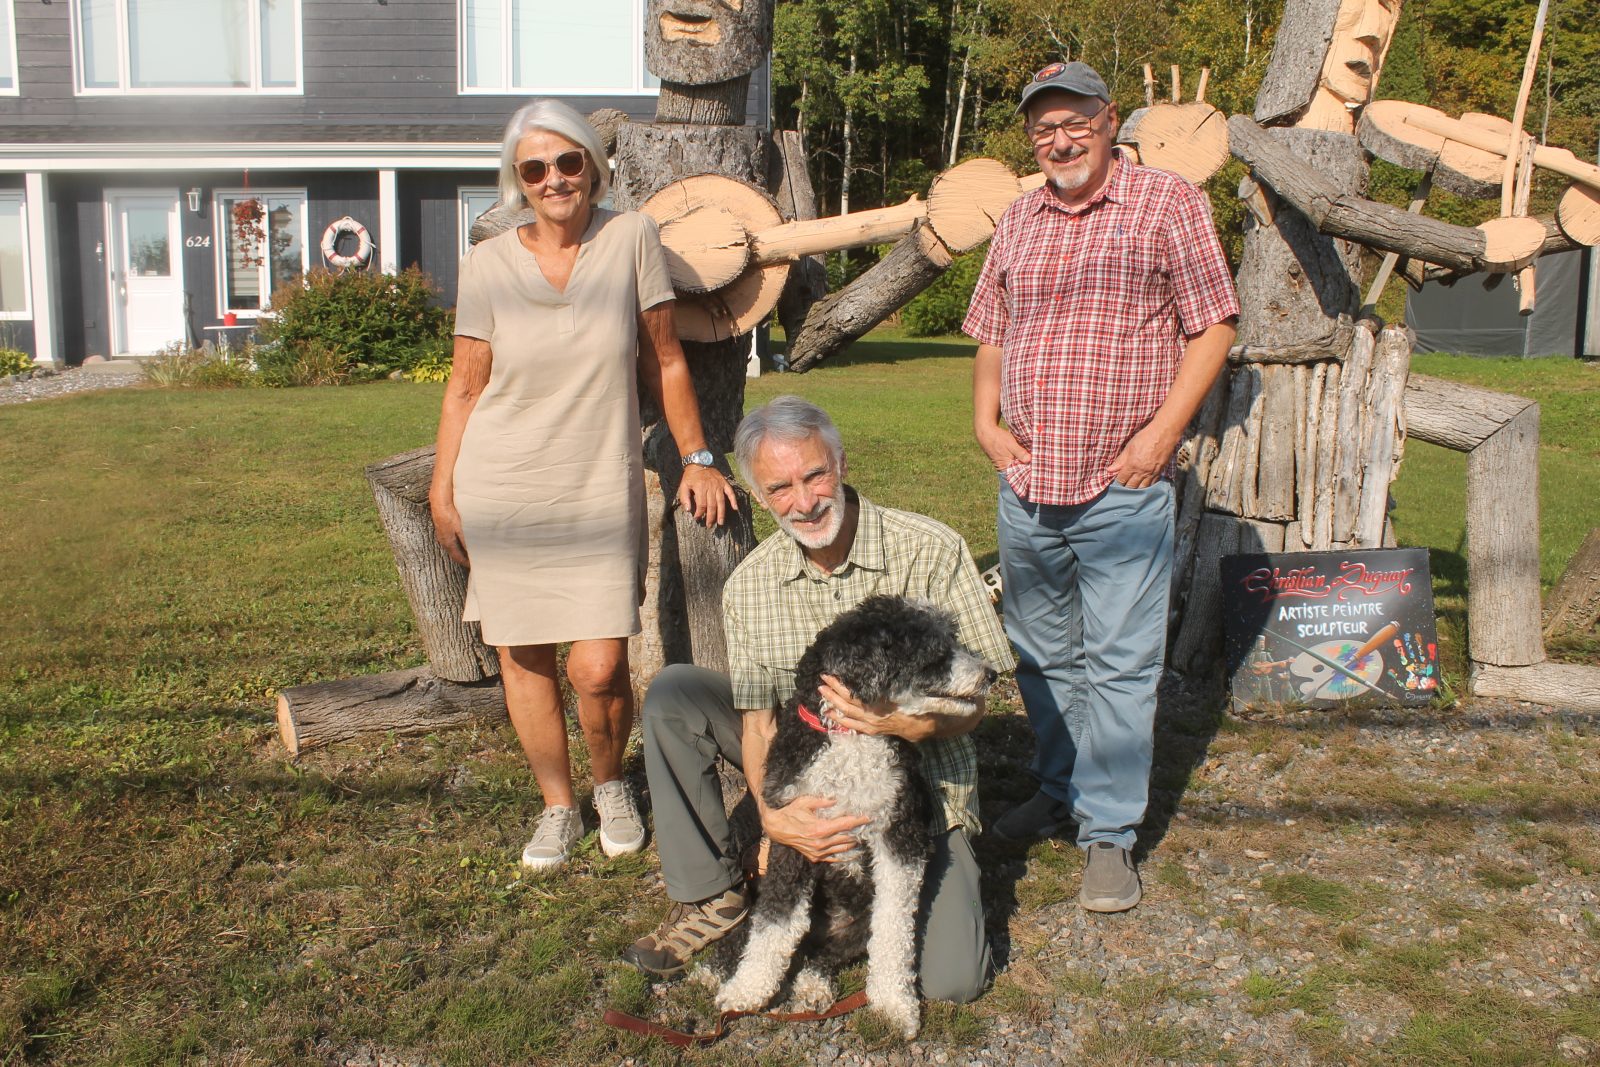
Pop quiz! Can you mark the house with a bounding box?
[0,0,770,365]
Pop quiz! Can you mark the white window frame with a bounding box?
[458,186,500,259]
[0,191,31,320]
[0,0,20,96]
[70,0,304,96]
[457,0,657,96]
[212,188,309,319]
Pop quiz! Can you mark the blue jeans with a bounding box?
[997,478,1173,849]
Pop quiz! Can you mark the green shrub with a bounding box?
[0,348,33,376]
[259,267,451,382]
[140,343,257,389]
[253,340,350,388]
[902,248,984,337]
[405,337,454,383]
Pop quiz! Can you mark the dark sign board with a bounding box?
[1220,548,1440,707]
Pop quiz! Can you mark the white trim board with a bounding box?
[0,143,502,173]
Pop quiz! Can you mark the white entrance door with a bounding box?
[108,192,186,355]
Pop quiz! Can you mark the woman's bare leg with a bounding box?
[566,637,633,785]
[499,643,575,808]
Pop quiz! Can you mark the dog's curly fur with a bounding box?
[701,595,997,1038]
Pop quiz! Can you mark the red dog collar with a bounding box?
[797,702,854,735]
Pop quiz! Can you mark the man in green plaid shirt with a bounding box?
[623,397,1014,1002]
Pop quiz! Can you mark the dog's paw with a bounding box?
[874,996,921,1040]
[714,985,770,1015]
[686,964,721,993]
[787,966,836,1013]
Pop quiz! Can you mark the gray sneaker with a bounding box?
[520,805,585,870]
[1079,841,1141,912]
[991,789,1073,843]
[593,779,646,858]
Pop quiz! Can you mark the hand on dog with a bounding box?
[678,465,739,526]
[763,795,870,864]
[819,675,939,742]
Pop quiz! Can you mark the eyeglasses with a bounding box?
[516,149,587,186]
[1027,103,1109,144]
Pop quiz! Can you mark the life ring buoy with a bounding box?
[320,216,374,269]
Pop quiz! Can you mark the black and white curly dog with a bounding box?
[701,594,998,1038]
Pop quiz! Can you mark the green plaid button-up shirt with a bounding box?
[722,489,1016,835]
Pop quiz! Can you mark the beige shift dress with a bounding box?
[451,209,676,647]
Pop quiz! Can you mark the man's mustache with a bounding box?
[1048,146,1089,164]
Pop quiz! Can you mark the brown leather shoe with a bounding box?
[621,886,749,977]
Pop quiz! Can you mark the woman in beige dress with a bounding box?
[430,100,736,871]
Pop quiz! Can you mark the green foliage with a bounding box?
[253,340,353,388]
[258,267,451,383]
[405,337,455,383]
[903,247,984,337]
[140,343,258,389]
[0,348,32,377]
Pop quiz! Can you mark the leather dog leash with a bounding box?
[602,989,870,1047]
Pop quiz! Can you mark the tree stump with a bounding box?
[365,446,497,683]
[1543,529,1600,641]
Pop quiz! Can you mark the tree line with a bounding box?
[772,0,1600,266]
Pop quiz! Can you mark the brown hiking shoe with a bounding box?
[621,886,749,978]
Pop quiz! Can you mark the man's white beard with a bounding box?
[778,498,844,550]
[1048,150,1093,193]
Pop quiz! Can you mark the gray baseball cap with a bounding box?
[1017,61,1111,113]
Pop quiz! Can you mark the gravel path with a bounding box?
[0,365,145,406]
[610,688,1600,1066]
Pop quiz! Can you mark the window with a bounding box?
[459,187,500,258]
[215,190,307,316]
[73,0,301,94]
[460,0,657,94]
[0,1,18,94]
[0,193,30,318]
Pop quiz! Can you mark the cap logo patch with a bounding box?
[1034,63,1065,82]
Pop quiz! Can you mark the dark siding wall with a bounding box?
[0,1,775,136]
[51,172,380,363]
[398,170,486,306]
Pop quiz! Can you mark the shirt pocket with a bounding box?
[1072,223,1164,300]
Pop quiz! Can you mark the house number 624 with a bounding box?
[184,235,212,248]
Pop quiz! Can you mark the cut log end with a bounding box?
[1118,102,1230,184]
[1476,215,1546,271]
[1557,183,1600,247]
[276,692,302,756]
[926,158,1021,253]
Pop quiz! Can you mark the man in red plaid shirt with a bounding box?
[963,61,1239,913]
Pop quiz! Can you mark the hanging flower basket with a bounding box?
[232,198,266,268]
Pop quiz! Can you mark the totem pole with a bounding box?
[1166,0,1409,672]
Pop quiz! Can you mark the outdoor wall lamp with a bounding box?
[186,188,202,213]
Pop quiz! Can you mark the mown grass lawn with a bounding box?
[1,335,1596,1065]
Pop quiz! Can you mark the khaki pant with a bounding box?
[641,663,993,1003]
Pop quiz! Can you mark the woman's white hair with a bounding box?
[497,99,611,209]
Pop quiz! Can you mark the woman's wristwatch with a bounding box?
[681,449,716,468]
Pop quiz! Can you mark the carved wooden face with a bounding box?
[646,0,769,85]
[1320,0,1400,109]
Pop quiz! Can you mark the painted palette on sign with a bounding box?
[1220,548,1440,707]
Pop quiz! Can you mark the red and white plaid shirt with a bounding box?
[963,153,1239,506]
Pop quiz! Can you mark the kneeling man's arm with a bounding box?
[815,676,981,742]
[742,705,870,862]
